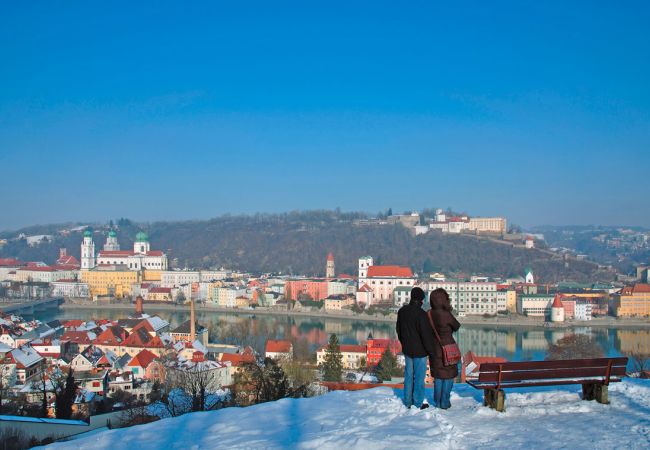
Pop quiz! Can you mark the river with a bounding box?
[31,306,649,365]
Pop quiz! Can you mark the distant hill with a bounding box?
[0,211,616,283]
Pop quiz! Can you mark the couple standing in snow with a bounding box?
[396,287,461,410]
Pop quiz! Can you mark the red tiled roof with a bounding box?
[552,294,564,308]
[123,328,152,347]
[220,352,255,366]
[265,340,293,354]
[56,255,80,266]
[327,252,334,261]
[61,331,94,345]
[127,349,158,369]
[17,266,55,272]
[131,320,154,333]
[99,250,135,257]
[358,284,372,292]
[633,284,650,294]
[317,344,365,353]
[339,344,366,353]
[0,258,24,267]
[63,319,84,328]
[146,251,164,256]
[93,326,126,346]
[367,265,413,278]
[337,273,355,279]
[149,287,172,294]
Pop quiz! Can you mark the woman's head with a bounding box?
[430,288,452,311]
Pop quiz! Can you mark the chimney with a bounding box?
[59,248,67,258]
[135,295,144,315]
[190,297,196,342]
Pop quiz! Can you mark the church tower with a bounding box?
[104,230,120,251]
[525,267,535,284]
[358,256,374,287]
[326,252,335,278]
[134,231,150,254]
[81,229,96,270]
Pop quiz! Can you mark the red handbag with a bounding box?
[427,310,461,366]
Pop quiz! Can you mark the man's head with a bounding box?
[410,287,425,306]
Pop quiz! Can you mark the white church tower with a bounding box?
[134,231,150,255]
[358,256,374,287]
[104,230,120,251]
[525,267,535,284]
[81,229,96,270]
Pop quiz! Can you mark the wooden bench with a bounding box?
[467,357,628,412]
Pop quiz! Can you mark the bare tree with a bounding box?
[546,334,604,360]
[627,353,650,377]
[0,354,17,415]
[170,362,220,412]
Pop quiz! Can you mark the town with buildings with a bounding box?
[1,224,649,429]
[1,225,649,321]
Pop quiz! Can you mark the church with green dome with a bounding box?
[81,229,168,271]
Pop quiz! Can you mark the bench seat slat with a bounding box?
[468,377,622,390]
[480,357,627,372]
[478,366,626,383]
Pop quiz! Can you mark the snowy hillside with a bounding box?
[47,380,650,449]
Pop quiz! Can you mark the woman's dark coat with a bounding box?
[428,308,461,379]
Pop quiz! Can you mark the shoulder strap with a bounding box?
[427,310,442,344]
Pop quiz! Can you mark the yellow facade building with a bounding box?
[613,284,650,318]
[80,265,141,299]
[505,289,517,313]
[143,270,162,282]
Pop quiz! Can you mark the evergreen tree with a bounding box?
[375,349,398,382]
[321,334,343,382]
[56,369,77,419]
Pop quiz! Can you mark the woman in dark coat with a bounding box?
[428,288,461,409]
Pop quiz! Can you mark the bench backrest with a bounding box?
[478,357,628,384]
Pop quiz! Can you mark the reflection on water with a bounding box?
[39,308,650,363]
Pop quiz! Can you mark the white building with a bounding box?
[161,271,200,288]
[550,295,565,322]
[575,301,593,321]
[327,280,353,297]
[51,280,90,298]
[393,286,412,307]
[517,294,554,317]
[356,284,375,308]
[467,217,507,234]
[15,267,77,283]
[200,270,231,282]
[425,280,501,315]
[96,231,168,271]
[81,230,96,270]
[316,344,366,369]
[525,268,535,284]
[357,257,415,302]
[104,230,120,251]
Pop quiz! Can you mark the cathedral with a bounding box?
[81,230,168,271]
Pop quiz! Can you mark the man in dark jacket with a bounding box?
[396,287,436,409]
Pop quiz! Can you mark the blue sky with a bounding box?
[1,1,649,230]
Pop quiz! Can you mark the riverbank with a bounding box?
[59,301,650,329]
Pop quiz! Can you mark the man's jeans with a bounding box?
[403,355,427,408]
[434,377,454,409]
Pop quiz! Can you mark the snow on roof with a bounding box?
[146,316,169,331]
[10,345,44,368]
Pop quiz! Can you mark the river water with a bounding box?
[32,307,649,364]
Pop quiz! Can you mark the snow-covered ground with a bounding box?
[46,380,650,449]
